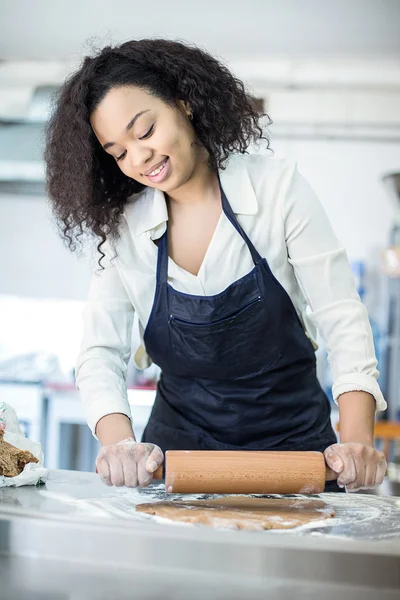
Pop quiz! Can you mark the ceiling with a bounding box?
[0,0,399,61]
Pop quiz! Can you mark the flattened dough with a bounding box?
[136,496,335,531]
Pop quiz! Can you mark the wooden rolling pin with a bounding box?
[152,450,338,494]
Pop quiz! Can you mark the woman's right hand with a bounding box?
[95,438,164,488]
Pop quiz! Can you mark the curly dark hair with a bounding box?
[44,38,271,264]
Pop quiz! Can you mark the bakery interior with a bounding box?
[1,1,400,598]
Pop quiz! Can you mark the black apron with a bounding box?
[142,176,342,492]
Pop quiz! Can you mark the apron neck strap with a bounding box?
[156,228,169,285]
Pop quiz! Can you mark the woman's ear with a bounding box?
[178,99,192,119]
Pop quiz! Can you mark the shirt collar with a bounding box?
[123,154,258,238]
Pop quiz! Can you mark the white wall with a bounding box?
[271,138,398,261]
[0,194,92,300]
[271,137,400,326]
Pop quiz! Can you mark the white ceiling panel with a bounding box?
[0,0,399,61]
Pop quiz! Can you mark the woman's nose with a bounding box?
[129,144,153,172]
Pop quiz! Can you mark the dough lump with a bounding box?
[0,428,39,477]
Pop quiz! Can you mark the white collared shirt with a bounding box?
[76,154,386,435]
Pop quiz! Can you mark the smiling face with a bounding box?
[90,86,206,193]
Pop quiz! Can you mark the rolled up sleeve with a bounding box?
[282,163,386,412]
[75,251,135,436]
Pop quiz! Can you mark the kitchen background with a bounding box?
[0,0,399,476]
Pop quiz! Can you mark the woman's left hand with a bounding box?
[324,443,387,492]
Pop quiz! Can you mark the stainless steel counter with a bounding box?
[1,469,400,599]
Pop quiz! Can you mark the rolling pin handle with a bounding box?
[325,466,339,482]
[152,464,164,480]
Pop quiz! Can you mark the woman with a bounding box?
[45,39,387,493]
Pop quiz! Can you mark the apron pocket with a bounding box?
[169,297,281,378]
[169,296,262,328]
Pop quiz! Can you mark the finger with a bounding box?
[96,455,111,486]
[122,455,138,488]
[137,456,153,488]
[346,454,365,492]
[108,455,125,487]
[324,446,344,474]
[338,456,356,488]
[376,456,388,486]
[332,447,357,488]
[145,445,164,474]
[363,461,378,489]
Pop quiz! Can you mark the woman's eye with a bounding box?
[139,124,155,140]
[114,124,155,161]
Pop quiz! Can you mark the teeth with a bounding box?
[149,160,166,177]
